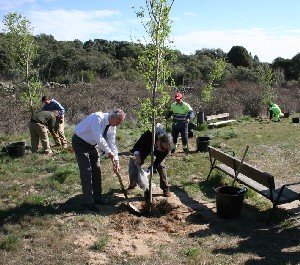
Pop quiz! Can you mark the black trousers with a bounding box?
[72,134,102,205]
[172,121,187,145]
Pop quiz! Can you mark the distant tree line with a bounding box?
[0,33,299,86]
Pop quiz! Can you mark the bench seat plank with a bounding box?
[216,164,271,196]
[216,164,299,204]
[206,113,229,121]
[208,119,236,128]
[210,147,274,187]
[207,146,299,222]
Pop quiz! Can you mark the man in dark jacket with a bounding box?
[128,124,173,197]
[28,110,59,154]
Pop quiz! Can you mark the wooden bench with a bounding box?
[206,113,236,128]
[207,146,300,223]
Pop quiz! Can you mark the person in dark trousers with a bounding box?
[72,109,125,212]
[42,95,68,148]
[128,124,173,197]
[28,110,59,154]
[167,92,194,153]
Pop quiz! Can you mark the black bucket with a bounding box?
[5,142,26,157]
[292,117,299,123]
[214,185,247,219]
[196,136,210,152]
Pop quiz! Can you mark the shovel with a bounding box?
[115,172,141,215]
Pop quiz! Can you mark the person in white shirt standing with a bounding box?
[72,109,125,212]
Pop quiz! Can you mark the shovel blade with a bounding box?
[127,202,141,215]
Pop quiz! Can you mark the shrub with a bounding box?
[0,234,20,251]
[91,236,110,251]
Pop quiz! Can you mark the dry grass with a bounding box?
[0,116,299,264]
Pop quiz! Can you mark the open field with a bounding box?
[0,115,299,264]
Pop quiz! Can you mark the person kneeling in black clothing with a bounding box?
[128,124,173,197]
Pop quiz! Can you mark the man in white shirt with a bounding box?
[72,109,125,212]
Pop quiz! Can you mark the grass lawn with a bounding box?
[0,116,299,264]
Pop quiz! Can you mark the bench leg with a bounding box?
[206,167,214,181]
[206,158,216,181]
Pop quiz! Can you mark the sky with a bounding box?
[0,0,300,63]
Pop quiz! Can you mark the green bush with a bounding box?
[0,234,20,251]
[91,236,110,251]
[22,194,44,205]
[180,247,200,258]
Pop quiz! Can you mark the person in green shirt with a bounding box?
[28,110,59,154]
[268,102,284,122]
[167,92,194,153]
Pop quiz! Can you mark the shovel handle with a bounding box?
[116,172,128,199]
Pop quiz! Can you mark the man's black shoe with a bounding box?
[84,203,101,212]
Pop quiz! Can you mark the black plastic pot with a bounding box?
[5,142,26,157]
[214,185,247,219]
[196,136,210,152]
[292,117,299,123]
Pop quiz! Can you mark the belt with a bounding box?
[74,134,97,146]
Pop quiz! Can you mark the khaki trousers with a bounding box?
[54,117,68,147]
[28,122,51,153]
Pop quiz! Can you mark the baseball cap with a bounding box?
[175,92,183,99]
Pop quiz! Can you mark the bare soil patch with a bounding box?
[70,190,210,264]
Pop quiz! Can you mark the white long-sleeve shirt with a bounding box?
[74,112,119,161]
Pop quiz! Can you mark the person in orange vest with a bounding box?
[167,92,194,153]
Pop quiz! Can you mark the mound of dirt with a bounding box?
[105,192,209,258]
